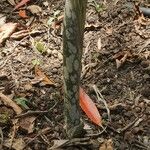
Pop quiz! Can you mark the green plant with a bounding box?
[91,0,105,13]
[35,41,46,53]
[14,97,30,109]
[32,59,41,66]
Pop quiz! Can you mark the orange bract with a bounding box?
[19,10,28,18]
[79,87,102,126]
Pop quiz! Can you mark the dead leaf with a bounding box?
[18,116,36,133]
[49,140,69,150]
[134,3,149,26]
[14,0,30,10]
[143,51,150,59]
[10,29,29,39]
[116,54,127,69]
[105,27,113,35]
[31,76,44,85]
[34,66,55,86]
[0,93,22,115]
[0,22,17,44]
[136,14,148,26]
[11,30,44,39]
[4,138,25,150]
[27,5,42,15]
[113,51,132,69]
[99,139,113,150]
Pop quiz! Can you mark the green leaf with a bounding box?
[32,59,41,66]
[35,41,46,53]
[14,98,29,109]
[92,0,105,13]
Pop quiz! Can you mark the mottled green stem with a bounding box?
[63,0,87,138]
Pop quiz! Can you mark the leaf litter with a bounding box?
[0,0,150,149]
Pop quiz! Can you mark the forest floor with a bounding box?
[0,0,150,150]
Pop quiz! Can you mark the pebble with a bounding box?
[135,107,141,113]
[58,52,63,60]
[47,49,52,55]
[143,74,150,80]
[52,49,58,55]
[141,60,149,68]
[141,87,150,98]
[51,68,58,73]
[102,113,107,119]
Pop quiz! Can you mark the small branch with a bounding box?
[15,101,58,118]
[117,114,144,133]
[96,103,126,111]
[93,85,111,122]
[0,93,22,114]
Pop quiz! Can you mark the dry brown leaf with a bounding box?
[116,53,128,69]
[137,14,148,26]
[18,116,36,133]
[34,66,55,86]
[27,5,42,15]
[134,4,149,26]
[4,138,25,150]
[14,0,30,10]
[10,29,29,39]
[49,140,69,150]
[0,22,17,44]
[99,139,113,150]
[105,27,113,35]
[0,93,22,115]
[113,51,132,69]
[11,30,44,39]
[143,51,150,59]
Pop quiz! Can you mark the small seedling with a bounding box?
[14,97,30,109]
[32,59,41,66]
[91,0,105,13]
[35,41,46,53]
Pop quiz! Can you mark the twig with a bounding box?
[15,101,58,118]
[117,115,143,133]
[9,121,18,149]
[96,103,126,111]
[93,85,111,122]
[0,93,22,114]
[85,126,107,138]
[23,127,51,149]
[81,63,96,79]
[134,139,149,150]
[11,36,29,51]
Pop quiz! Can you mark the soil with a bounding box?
[0,0,150,150]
